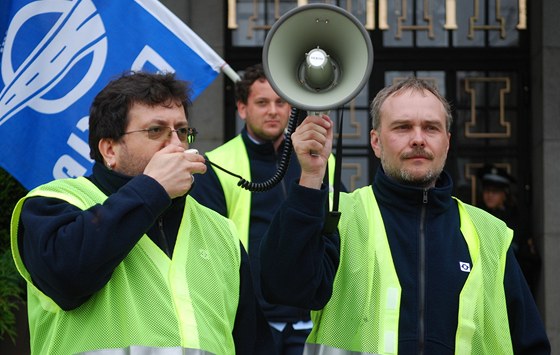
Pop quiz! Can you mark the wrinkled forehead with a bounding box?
[383,88,445,116]
[126,100,188,125]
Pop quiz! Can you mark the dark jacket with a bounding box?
[260,168,550,354]
[18,162,274,354]
[191,127,311,323]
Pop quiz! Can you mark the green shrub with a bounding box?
[0,168,27,342]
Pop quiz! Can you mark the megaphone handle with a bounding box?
[296,108,307,126]
[307,111,330,116]
[322,108,343,234]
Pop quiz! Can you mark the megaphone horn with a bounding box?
[262,4,374,114]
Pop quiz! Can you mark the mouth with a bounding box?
[406,155,430,161]
[264,120,282,128]
[402,153,433,161]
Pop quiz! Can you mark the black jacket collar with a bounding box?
[88,162,133,195]
[373,167,454,214]
[240,126,287,160]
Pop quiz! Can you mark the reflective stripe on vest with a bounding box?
[207,134,337,252]
[304,343,380,354]
[77,345,214,354]
[305,187,512,354]
[455,199,513,354]
[11,177,240,355]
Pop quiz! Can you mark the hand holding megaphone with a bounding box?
[232,4,373,193]
[291,114,333,190]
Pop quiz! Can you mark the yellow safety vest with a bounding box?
[206,134,337,251]
[11,177,240,355]
[305,186,513,354]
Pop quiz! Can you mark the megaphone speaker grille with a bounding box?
[263,4,373,112]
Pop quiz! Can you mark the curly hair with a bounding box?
[234,63,267,104]
[88,71,192,163]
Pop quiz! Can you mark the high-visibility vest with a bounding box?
[206,134,337,251]
[304,186,513,354]
[11,177,240,355]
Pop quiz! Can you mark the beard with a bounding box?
[381,147,444,188]
[113,143,151,177]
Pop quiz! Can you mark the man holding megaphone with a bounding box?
[192,63,339,354]
[259,77,550,354]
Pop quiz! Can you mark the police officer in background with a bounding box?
[478,164,542,297]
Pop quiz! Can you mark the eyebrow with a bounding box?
[144,119,188,127]
[389,117,445,126]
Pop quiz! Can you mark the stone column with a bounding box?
[530,0,560,348]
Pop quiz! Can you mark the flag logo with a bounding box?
[0,0,226,190]
[0,0,106,127]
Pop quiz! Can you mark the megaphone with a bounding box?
[225,4,373,193]
[262,3,373,114]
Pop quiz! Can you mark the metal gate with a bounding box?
[225,0,531,221]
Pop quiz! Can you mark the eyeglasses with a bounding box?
[123,126,198,144]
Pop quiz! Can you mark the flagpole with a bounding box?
[220,63,241,83]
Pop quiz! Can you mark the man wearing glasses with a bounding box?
[10,71,274,354]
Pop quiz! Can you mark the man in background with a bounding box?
[192,63,337,354]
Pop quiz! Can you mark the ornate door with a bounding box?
[225,0,530,220]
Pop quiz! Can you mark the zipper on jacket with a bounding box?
[158,218,171,257]
[418,188,429,355]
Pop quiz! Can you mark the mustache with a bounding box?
[401,148,434,160]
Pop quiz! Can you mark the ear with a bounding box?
[99,138,117,169]
[370,129,381,158]
[236,100,248,121]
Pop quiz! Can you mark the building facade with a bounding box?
[2,0,558,353]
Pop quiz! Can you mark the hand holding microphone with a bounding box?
[144,145,206,199]
[184,148,200,185]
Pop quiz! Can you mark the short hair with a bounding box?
[88,71,192,163]
[370,77,453,132]
[234,63,267,104]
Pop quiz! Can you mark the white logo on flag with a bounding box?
[0,0,107,126]
[0,0,226,190]
[459,261,471,272]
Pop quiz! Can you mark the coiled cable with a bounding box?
[205,106,302,192]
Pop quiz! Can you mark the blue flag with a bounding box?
[0,0,231,190]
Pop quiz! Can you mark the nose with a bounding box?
[410,128,425,147]
[268,102,279,115]
[168,129,184,146]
